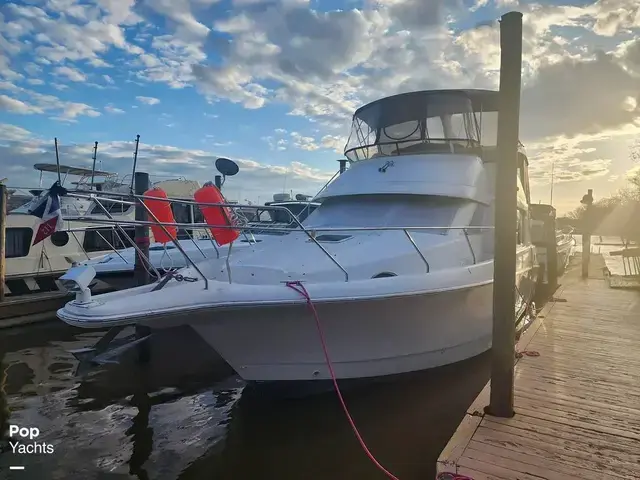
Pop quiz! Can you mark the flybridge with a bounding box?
[343,89,500,162]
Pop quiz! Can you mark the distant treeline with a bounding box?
[557,171,640,239]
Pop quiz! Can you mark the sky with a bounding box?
[0,0,639,213]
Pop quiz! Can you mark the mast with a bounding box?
[129,134,141,192]
[90,141,99,189]
[550,160,555,206]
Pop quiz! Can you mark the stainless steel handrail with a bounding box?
[403,229,429,273]
[137,199,209,290]
[67,192,351,282]
[63,192,493,285]
[89,196,162,279]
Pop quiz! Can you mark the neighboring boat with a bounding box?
[529,203,574,283]
[3,168,202,297]
[9,163,124,216]
[57,89,538,383]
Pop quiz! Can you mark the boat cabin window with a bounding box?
[345,92,482,161]
[83,227,136,253]
[89,200,131,215]
[303,194,466,234]
[6,228,33,258]
[517,208,529,245]
[255,204,319,225]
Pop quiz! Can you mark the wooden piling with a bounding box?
[338,159,347,174]
[546,207,558,292]
[134,172,151,287]
[0,184,6,303]
[488,11,523,419]
[581,189,594,278]
[214,175,222,189]
[134,172,151,363]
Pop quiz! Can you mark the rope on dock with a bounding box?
[436,473,475,480]
[515,350,540,359]
[285,280,401,480]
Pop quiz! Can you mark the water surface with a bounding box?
[0,322,490,480]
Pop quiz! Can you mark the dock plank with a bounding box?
[437,254,640,479]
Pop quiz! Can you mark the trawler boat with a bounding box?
[57,89,538,382]
[4,168,201,297]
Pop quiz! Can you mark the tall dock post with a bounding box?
[134,172,151,363]
[134,171,151,287]
[581,189,594,278]
[338,159,347,174]
[487,11,523,418]
[0,184,6,302]
[214,175,222,189]
[546,207,558,292]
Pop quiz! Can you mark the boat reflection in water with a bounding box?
[0,320,492,479]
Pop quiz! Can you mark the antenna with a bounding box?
[129,134,141,192]
[550,160,555,206]
[90,141,99,189]
[54,137,61,184]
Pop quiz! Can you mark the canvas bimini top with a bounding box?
[344,89,500,162]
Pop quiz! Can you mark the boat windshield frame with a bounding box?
[344,90,496,162]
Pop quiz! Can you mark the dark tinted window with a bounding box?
[6,228,33,258]
[83,228,135,253]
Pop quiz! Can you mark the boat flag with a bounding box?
[29,181,68,246]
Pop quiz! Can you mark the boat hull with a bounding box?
[183,267,535,382]
[184,283,494,381]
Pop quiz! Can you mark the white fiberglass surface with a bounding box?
[302,194,466,233]
[185,195,483,285]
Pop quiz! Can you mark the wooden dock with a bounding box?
[437,254,640,479]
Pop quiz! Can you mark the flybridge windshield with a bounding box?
[344,91,484,162]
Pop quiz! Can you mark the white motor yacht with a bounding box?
[57,89,538,383]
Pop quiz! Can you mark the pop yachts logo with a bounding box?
[8,425,55,454]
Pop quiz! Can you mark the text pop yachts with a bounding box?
[9,425,54,454]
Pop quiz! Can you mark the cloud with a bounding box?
[136,95,161,105]
[290,131,320,151]
[520,51,640,141]
[53,65,87,82]
[0,124,334,201]
[105,104,125,114]
[0,94,42,114]
[0,123,31,141]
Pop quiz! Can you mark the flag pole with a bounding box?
[54,138,62,185]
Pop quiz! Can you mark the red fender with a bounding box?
[194,185,240,246]
[142,187,177,244]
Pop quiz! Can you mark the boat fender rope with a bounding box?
[515,350,540,359]
[285,280,401,480]
[436,473,475,480]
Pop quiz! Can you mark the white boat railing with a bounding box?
[59,191,493,289]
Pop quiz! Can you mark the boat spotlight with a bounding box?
[59,265,97,304]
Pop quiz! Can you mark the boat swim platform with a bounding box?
[437,253,640,480]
